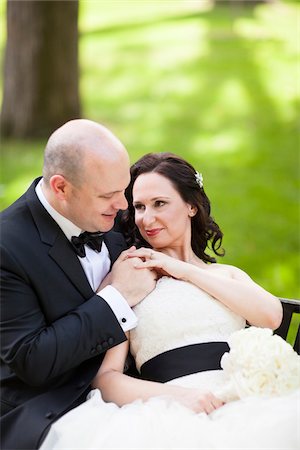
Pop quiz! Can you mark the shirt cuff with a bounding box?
[97,285,138,332]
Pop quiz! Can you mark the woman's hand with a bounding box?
[127,248,282,329]
[175,387,224,414]
[127,247,190,281]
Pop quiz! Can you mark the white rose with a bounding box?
[217,327,300,401]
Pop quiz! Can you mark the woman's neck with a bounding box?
[153,245,198,264]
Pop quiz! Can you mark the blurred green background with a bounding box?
[1,0,299,298]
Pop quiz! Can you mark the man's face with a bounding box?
[64,152,130,232]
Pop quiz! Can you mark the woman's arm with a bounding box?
[183,263,282,328]
[92,336,223,414]
[128,248,282,329]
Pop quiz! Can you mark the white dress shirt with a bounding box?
[35,179,137,332]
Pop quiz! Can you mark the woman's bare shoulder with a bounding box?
[205,262,252,280]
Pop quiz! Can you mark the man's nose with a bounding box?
[114,192,128,211]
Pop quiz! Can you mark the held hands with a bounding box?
[126,247,189,281]
[108,247,157,307]
[97,246,190,307]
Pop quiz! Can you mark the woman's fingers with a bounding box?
[211,396,224,410]
[197,392,224,414]
[133,259,162,270]
[177,388,225,415]
[119,246,136,261]
[127,247,157,261]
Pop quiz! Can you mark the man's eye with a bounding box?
[100,194,113,199]
[155,200,165,207]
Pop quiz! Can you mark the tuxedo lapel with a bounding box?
[104,231,126,269]
[26,179,93,299]
[48,234,93,299]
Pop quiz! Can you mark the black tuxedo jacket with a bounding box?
[0,178,128,449]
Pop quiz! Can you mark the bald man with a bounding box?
[0,120,156,450]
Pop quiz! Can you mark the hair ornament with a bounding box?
[195,171,203,188]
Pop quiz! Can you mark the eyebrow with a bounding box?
[133,196,171,204]
[100,189,124,196]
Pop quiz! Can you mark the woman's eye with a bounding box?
[134,204,145,211]
[155,200,165,207]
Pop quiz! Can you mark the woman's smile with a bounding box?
[145,228,163,237]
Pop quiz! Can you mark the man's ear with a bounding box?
[49,175,69,200]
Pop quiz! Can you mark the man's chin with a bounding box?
[99,215,116,231]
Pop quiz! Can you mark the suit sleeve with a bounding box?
[0,247,127,387]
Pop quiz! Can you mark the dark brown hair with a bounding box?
[119,152,224,263]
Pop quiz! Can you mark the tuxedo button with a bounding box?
[108,337,114,345]
[96,343,103,352]
[121,317,127,323]
[102,341,109,349]
[45,411,55,420]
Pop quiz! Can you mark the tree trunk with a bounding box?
[1,0,80,138]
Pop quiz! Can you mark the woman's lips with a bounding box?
[145,228,162,237]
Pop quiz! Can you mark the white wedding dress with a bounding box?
[40,277,300,449]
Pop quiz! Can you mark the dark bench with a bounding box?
[274,298,300,354]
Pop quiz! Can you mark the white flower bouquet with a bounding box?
[217,327,300,402]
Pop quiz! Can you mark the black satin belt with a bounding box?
[140,342,230,383]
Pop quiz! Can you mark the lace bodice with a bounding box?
[130,277,246,371]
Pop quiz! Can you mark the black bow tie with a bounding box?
[71,231,104,258]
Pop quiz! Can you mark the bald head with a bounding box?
[43,119,128,187]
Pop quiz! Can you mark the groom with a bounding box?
[0,119,156,450]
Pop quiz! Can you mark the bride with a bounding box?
[40,152,299,449]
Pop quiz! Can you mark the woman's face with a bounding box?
[132,172,194,249]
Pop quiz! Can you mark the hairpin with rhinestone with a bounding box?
[195,171,203,188]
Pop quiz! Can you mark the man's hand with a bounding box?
[97,272,112,291]
[108,249,157,307]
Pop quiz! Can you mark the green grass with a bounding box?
[1,1,299,299]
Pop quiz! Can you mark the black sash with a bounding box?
[140,342,229,383]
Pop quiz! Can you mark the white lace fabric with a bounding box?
[130,276,246,371]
